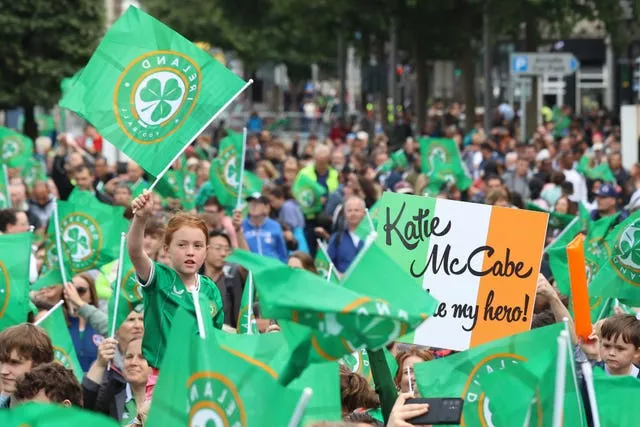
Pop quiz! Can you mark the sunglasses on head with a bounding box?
[76,287,88,296]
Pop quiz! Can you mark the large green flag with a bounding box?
[293,173,327,216]
[154,167,184,200]
[419,137,472,194]
[228,241,437,362]
[237,274,258,334]
[20,158,48,190]
[414,324,585,427]
[589,211,640,303]
[211,324,312,386]
[32,236,72,292]
[314,243,340,284]
[0,127,34,168]
[107,253,143,333]
[0,232,33,330]
[354,200,380,241]
[37,305,84,381]
[60,68,84,98]
[0,402,119,426]
[209,131,262,209]
[577,155,616,183]
[592,369,640,427]
[340,347,398,388]
[378,149,409,173]
[59,6,248,177]
[0,164,10,208]
[288,362,342,425]
[56,191,129,274]
[147,307,302,426]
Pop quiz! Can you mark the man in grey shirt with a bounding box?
[502,156,531,200]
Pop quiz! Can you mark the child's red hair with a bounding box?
[164,212,209,247]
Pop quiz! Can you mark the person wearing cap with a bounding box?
[241,193,288,263]
[591,183,628,223]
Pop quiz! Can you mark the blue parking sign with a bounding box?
[512,55,528,73]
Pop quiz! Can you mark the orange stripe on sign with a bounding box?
[469,207,547,347]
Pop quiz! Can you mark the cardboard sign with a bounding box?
[376,192,548,350]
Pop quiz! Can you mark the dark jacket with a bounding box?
[212,263,246,328]
[51,155,113,205]
[82,367,127,421]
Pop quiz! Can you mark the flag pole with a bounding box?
[2,164,10,207]
[365,208,375,233]
[544,216,579,254]
[247,272,254,335]
[552,331,569,427]
[34,299,64,326]
[106,232,126,371]
[287,387,313,427]
[580,361,601,427]
[522,398,535,427]
[236,127,248,210]
[52,199,68,285]
[316,239,338,276]
[326,263,333,282]
[563,318,587,427]
[147,79,254,192]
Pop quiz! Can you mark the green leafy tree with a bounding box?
[0,1,104,139]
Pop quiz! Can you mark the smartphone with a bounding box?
[405,397,464,425]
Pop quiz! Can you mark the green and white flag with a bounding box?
[0,164,10,208]
[36,303,84,381]
[577,155,616,183]
[60,68,84,98]
[237,274,258,334]
[182,170,197,210]
[293,174,327,216]
[288,362,341,425]
[414,324,585,427]
[378,149,409,173]
[589,211,640,303]
[340,347,398,388]
[0,127,33,168]
[314,242,340,284]
[209,131,262,209]
[354,200,380,241]
[0,402,119,427]
[20,158,48,190]
[419,137,472,194]
[108,253,143,333]
[56,191,129,274]
[147,307,303,426]
[0,232,33,331]
[592,369,640,427]
[32,236,72,292]
[59,6,249,178]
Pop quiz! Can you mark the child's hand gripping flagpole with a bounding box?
[552,330,569,427]
[236,127,248,210]
[287,387,313,427]
[146,80,254,193]
[107,232,127,371]
[33,300,65,326]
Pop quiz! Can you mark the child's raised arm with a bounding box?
[128,190,154,283]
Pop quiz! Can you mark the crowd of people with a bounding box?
[0,102,639,426]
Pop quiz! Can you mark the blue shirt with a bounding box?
[242,218,288,263]
[69,316,102,373]
[327,230,364,273]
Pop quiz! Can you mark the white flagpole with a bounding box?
[193,292,206,339]
[106,233,127,371]
[581,361,601,427]
[326,263,333,282]
[562,318,587,427]
[316,239,338,275]
[148,79,254,192]
[34,299,64,326]
[247,272,254,335]
[236,127,248,210]
[52,200,68,285]
[365,208,375,233]
[522,398,535,427]
[2,164,10,207]
[552,331,569,427]
[287,388,313,427]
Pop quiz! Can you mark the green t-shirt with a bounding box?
[139,262,224,368]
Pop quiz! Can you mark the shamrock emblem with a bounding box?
[618,225,640,269]
[139,77,183,122]
[224,157,239,186]
[190,409,224,427]
[299,189,314,208]
[2,141,18,159]
[64,226,89,259]
[428,147,448,174]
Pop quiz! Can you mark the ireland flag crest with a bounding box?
[60,6,250,177]
[0,127,33,168]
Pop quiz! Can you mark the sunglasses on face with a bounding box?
[76,287,88,296]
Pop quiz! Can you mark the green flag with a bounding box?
[577,155,616,183]
[38,305,84,381]
[59,6,248,178]
[314,243,340,284]
[0,232,33,330]
[0,164,10,208]
[20,158,48,190]
[414,324,578,427]
[108,253,143,333]
[288,362,342,425]
[182,170,197,210]
[32,236,72,292]
[0,402,119,426]
[354,200,380,241]
[60,68,84,98]
[0,127,34,168]
[419,137,472,194]
[147,307,302,426]
[293,173,327,216]
[55,191,129,274]
[589,211,640,303]
[209,131,262,209]
[237,274,258,334]
[341,347,398,388]
[153,167,184,200]
[525,201,575,233]
[592,369,640,427]
[228,241,437,363]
